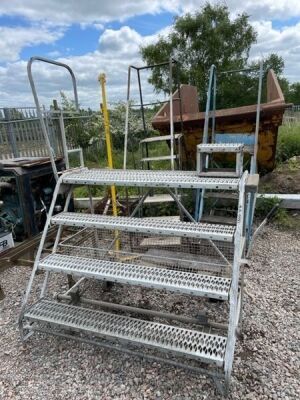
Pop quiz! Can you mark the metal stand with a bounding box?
[19,60,258,397]
[195,61,264,250]
[18,164,256,396]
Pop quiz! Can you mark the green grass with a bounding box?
[276,124,300,163]
[255,196,300,230]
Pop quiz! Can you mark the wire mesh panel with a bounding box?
[59,227,234,276]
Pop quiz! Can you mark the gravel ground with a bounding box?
[0,226,299,400]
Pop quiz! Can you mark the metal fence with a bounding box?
[0,107,100,161]
[282,104,300,126]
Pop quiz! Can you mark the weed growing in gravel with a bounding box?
[255,197,298,230]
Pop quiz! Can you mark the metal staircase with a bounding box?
[19,166,258,396]
[20,57,259,396]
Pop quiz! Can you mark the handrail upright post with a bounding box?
[27,56,79,181]
[123,66,132,170]
[198,65,216,220]
[169,57,175,170]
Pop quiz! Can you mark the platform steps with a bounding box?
[24,299,227,367]
[197,143,245,178]
[140,133,183,168]
[51,212,235,242]
[19,167,254,396]
[39,253,231,300]
[195,142,258,229]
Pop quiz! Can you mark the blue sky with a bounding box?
[0,1,300,108]
[0,11,174,61]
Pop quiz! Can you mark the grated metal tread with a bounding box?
[140,134,182,144]
[198,143,244,153]
[141,155,177,162]
[62,168,240,190]
[24,300,227,366]
[39,254,231,299]
[51,212,235,242]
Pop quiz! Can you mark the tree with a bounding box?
[284,82,300,104]
[59,91,99,149]
[57,93,151,152]
[141,3,257,108]
[216,53,287,107]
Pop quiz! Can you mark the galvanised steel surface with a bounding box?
[140,133,182,144]
[61,168,240,190]
[141,155,177,163]
[24,300,227,366]
[51,212,235,242]
[39,254,231,299]
[197,143,244,153]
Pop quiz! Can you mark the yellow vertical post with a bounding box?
[98,73,119,251]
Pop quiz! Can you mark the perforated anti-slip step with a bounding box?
[140,133,182,144]
[141,155,177,163]
[197,143,244,153]
[51,212,235,242]
[62,168,240,190]
[24,300,227,366]
[39,254,231,299]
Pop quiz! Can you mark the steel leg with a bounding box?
[40,186,73,298]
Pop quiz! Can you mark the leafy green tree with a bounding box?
[141,4,288,109]
[285,82,300,104]
[58,93,152,152]
[141,3,257,107]
[58,91,100,149]
[217,53,287,107]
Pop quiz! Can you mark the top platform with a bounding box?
[197,143,244,153]
[62,168,240,190]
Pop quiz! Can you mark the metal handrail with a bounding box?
[196,61,264,222]
[123,58,181,170]
[27,56,79,180]
[220,66,261,75]
[251,60,263,174]
[203,64,216,144]
[197,65,217,220]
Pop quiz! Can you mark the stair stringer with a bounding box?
[18,169,81,334]
[224,170,248,391]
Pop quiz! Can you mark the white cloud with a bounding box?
[46,50,62,58]
[1,2,300,108]
[1,19,300,109]
[2,0,300,25]
[180,0,300,21]
[0,26,65,62]
[0,0,179,25]
[99,26,142,54]
[226,0,300,20]
[250,20,300,81]
[0,26,162,108]
[1,1,300,25]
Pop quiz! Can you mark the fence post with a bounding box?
[43,105,58,156]
[3,108,19,158]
